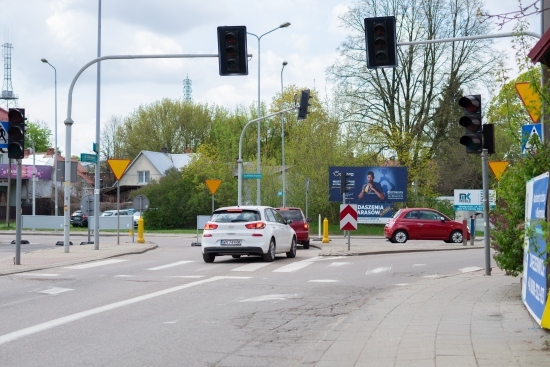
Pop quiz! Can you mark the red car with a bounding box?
[384,208,470,244]
[275,207,311,249]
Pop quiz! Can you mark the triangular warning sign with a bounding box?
[107,159,131,180]
[515,82,541,123]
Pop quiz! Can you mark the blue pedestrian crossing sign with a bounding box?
[521,124,543,157]
[0,121,8,149]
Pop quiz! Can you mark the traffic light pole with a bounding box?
[238,106,297,206]
[14,160,22,265]
[63,53,251,253]
[482,149,491,276]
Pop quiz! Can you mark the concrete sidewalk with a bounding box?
[0,232,548,366]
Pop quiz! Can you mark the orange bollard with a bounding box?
[322,217,330,243]
[137,216,145,243]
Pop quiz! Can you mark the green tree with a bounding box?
[25,120,52,152]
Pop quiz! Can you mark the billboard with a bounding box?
[329,166,408,203]
[453,189,496,211]
[522,172,550,328]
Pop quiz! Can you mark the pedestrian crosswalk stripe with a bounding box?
[65,259,127,269]
[231,263,272,272]
[146,260,193,270]
[14,273,59,277]
[39,287,73,295]
[308,279,339,282]
[273,261,313,272]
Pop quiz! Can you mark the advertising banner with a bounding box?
[329,166,407,203]
[0,164,52,180]
[453,189,496,211]
[522,172,550,328]
[357,203,393,224]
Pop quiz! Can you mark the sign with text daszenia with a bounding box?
[329,166,408,203]
[522,172,550,328]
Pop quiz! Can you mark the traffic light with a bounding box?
[217,26,248,76]
[340,173,348,196]
[364,16,398,69]
[7,108,25,159]
[458,95,482,154]
[483,123,495,155]
[297,89,311,120]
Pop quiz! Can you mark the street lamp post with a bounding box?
[29,138,36,216]
[281,61,287,207]
[40,58,58,216]
[247,22,290,205]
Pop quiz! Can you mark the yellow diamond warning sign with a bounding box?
[488,161,509,181]
[205,179,222,195]
[107,159,131,181]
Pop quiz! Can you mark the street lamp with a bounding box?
[247,22,290,205]
[281,61,287,207]
[40,58,58,216]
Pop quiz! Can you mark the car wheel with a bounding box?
[302,240,310,249]
[231,255,241,259]
[392,230,408,243]
[202,253,215,263]
[449,230,463,243]
[263,238,276,262]
[286,237,297,258]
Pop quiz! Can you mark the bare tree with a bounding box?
[101,115,125,159]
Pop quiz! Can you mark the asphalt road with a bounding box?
[0,236,492,366]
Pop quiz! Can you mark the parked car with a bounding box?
[275,207,311,249]
[70,212,88,227]
[133,212,142,227]
[201,205,297,263]
[384,208,470,244]
[101,209,131,217]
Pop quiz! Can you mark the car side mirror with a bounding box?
[440,216,446,221]
[286,219,293,225]
[306,218,312,222]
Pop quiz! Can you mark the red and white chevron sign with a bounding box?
[340,204,358,230]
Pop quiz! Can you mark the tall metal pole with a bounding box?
[94,0,102,250]
[15,161,22,264]
[281,61,287,207]
[247,22,290,205]
[31,139,36,216]
[40,59,57,217]
[482,149,491,276]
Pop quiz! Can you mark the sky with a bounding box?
[0,0,542,159]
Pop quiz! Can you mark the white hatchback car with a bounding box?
[201,205,297,263]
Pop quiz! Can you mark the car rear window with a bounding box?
[276,209,303,221]
[211,209,261,223]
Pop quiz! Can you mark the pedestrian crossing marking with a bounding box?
[308,279,339,282]
[328,262,349,267]
[231,263,272,272]
[146,260,193,270]
[273,261,314,272]
[15,273,59,277]
[39,287,73,295]
[65,259,127,269]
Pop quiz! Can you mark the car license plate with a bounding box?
[220,239,242,246]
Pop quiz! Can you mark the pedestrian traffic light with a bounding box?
[297,89,311,120]
[458,95,482,154]
[340,173,348,196]
[7,108,25,159]
[483,123,495,155]
[217,26,248,76]
[364,16,398,69]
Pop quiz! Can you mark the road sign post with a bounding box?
[340,204,358,251]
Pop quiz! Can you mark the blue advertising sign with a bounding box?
[357,202,393,224]
[329,166,408,203]
[522,172,550,327]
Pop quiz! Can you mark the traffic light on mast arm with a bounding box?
[458,95,495,155]
[217,26,248,76]
[297,89,312,120]
[364,16,398,69]
[7,108,25,159]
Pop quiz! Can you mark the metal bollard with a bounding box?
[322,217,330,243]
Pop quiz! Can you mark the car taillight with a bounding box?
[245,222,266,229]
[204,223,218,230]
[303,223,309,230]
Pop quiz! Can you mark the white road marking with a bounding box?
[413,264,426,267]
[170,275,204,278]
[239,294,298,302]
[14,273,59,277]
[459,267,482,273]
[65,259,127,269]
[0,276,250,346]
[394,283,408,286]
[39,287,74,295]
[231,263,272,272]
[308,279,339,283]
[366,266,392,275]
[328,262,349,267]
[146,261,194,270]
[113,275,135,278]
[273,261,313,272]
[309,256,346,262]
[163,321,178,324]
[424,274,439,278]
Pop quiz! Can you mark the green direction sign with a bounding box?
[81,153,98,163]
[242,173,263,179]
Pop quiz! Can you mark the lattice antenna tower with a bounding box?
[1,43,18,109]
[183,74,192,102]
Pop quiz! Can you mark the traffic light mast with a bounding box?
[7,108,25,159]
[217,26,248,76]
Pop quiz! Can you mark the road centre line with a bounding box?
[146,260,194,270]
[0,276,250,346]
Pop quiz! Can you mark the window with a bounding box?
[138,171,150,184]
